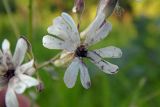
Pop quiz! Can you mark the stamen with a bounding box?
[4,69,15,80]
[75,45,88,57]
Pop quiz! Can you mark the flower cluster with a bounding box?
[42,0,122,89]
[0,38,39,107]
[0,0,122,106]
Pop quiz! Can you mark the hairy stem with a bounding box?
[36,53,62,70]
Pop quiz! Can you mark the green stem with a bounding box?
[36,53,62,70]
[28,0,33,42]
[2,0,19,38]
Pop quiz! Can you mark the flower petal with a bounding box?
[79,62,91,89]
[2,39,10,53]
[84,21,112,46]
[48,13,80,50]
[47,25,68,40]
[94,46,122,58]
[14,81,27,94]
[19,74,39,88]
[25,67,36,76]
[13,38,28,67]
[5,87,18,107]
[80,12,105,39]
[43,35,73,51]
[64,57,80,88]
[2,39,12,68]
[61,12,80,45]
[87,51,119,74]
[16,59,34,74]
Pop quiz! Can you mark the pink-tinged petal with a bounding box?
[13,38,28,67]
[94,46,122,58]
[5,87,18,107]
[79,62,91,89]
[87,51,119,74]
[64,57,80,88]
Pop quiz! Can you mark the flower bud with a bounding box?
[97,0,118,18]
[72,0,85,14]
[36,82,44,92]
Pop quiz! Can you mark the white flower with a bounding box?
[42,12,122,89]
[0,38,39,107]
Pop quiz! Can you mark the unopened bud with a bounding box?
[36,82,44,92]
[97,0,118,18]
[72,0,85,14]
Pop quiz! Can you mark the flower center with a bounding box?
[4,69,15,80]
[75,45,88,57]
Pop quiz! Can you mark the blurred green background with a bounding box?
[0,0,160,107]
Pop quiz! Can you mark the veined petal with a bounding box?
[84,21,112,46]
[5,87,18,107]
[19,74,39,88]
[47,25,68,40]
[61,12,80,45]
[80,12,105,39]
[87,51,119,74]
[16,59,34,74]
[94,46,122,58]
[43,35,74,51]
[64,57,80,88]
[79,62,91,89]
[50,14,80,50]
[13,38,28,67]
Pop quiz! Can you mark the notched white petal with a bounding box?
[5,88,18,107]
[94,46,122,58]
[61,12,80,45]
[80,62,91,89]
[87,51,119,74]
[64,57,80,88]
[61,12,78,34]
[13,38,28,67]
